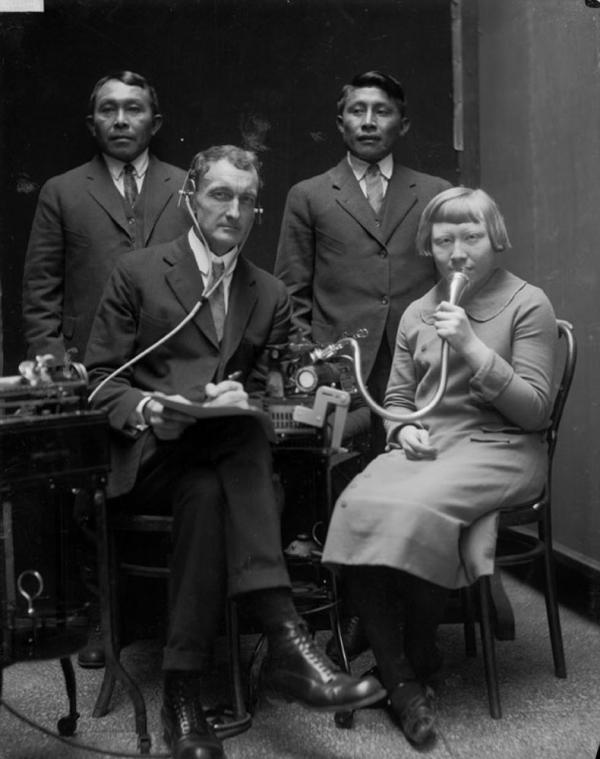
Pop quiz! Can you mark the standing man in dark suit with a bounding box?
[22,70,189,669]
[275,70,451,455]
[85,145,385,759]
[22,70,189,362]
[275,70,452,662]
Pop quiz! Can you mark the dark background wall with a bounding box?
[476,0,600,571]
[0,0,456,374]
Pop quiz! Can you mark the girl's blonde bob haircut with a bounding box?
[416,186,511,256]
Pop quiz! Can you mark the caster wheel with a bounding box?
[57,713,79,736]
[334,710,354,729]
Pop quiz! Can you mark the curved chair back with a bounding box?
[547,319,577,466]
[473,318,577,720]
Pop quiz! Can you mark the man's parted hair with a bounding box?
[336,70,407,118]
[88,71,160,115]
[187,145,262,189]
[416,187,511,256]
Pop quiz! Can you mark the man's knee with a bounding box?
[228,415,270,448]
[172,467,224,514]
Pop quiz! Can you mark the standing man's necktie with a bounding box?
[209,260,226,342]
[365,164,384,218]
[123,163,139,207]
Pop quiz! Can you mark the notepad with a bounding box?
[153,394,275,442]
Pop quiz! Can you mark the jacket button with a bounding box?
[379,250,387,258]
[380,296,388,305]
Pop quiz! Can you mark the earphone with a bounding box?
[177,167,265,223]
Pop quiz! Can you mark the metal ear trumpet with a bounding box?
[312,271,470,424]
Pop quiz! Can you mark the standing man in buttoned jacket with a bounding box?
[275,70,451,456]
[275,70,451,664]
[22,70,189,363]
[21,70,189,670]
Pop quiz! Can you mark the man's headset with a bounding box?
[177,166,264,224]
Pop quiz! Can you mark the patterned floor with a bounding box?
[1,571,600,759]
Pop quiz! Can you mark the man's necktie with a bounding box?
[123,163,139,207]
[364,164,384,218]
[209,260,226,342]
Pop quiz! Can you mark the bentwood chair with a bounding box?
[93,510,251,755]
[466,318,577,718]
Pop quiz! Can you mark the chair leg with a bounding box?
[542,543,567,678]
[461,587,477,657]
[478,577,502,719]
[92,666,117,718]
[328,602,355,729]
[226,602,247,722]
[328,570,350,673]
[247,632,267,715]
[56,657,79,737]
[93,487,151,754]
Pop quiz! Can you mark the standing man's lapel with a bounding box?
[85,155,131,236]
[380,164,418,242]
[142,157,181,245]
[330,159,386,245]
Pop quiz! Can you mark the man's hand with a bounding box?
[398,425,438,460]
[144,393,197,440]
[203,380,249,409]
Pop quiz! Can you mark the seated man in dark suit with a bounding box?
[85,145,384,759]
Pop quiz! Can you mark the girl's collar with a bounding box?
[419,268,527,324]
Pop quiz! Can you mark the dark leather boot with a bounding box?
[77,624,105,669]
[161,671,224,759]
[262,620,386,712]
[325,615,370,665]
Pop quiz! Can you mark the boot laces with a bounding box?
[166,677,205,733]
[294,626,338,681]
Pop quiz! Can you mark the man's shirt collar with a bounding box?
[347,152,394,182]
[103,148,150,181]
[188,228,238,277]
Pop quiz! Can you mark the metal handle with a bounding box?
[17,570,44,616]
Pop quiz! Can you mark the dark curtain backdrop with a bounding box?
[0,0,455,373]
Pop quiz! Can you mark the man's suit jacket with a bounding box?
[23,154,189,361]
[85,233,291,498]
[274,158,451,381]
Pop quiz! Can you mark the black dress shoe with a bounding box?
[262,620,386,712]
[77,625,105,669]
[162,672,224,759]
[389,680,437,747]
[326,615,370,666]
